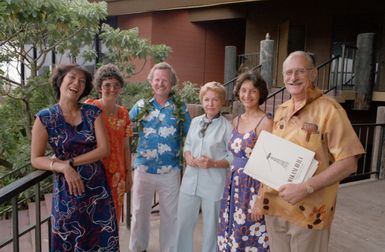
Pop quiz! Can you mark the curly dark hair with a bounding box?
[50,64,93,101]
[93,63,124,90]
[233,70,269,105]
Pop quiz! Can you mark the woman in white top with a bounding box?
[175,82,233,252]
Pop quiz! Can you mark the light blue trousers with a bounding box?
[175,192,221,252]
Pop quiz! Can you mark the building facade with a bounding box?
[105,0,385,113]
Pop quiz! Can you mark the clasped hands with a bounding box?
[186,155,213,169]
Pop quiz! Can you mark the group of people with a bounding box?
[31,50,364,252]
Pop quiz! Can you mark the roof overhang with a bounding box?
[104,0,262,16]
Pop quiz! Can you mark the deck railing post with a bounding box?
[11,197,19,252]
[35,183,42,252]
[378,125,385,179]
[339,44,346,90]
[371,107,385,179]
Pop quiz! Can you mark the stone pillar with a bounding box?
[371,107,385,179]
[353,33,376,110]
[260,33,274,88]
[224,46,237,101]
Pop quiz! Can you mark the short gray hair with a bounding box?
[284,51,316,68]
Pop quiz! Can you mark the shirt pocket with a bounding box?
[297,128,322,152]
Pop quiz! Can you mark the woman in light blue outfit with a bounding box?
[175,82,233,252]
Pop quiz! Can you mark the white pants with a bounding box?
[175,192,221,252]
[129,169,180,252]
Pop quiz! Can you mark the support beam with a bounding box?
[224,46,237,101]
[260,33,274,88]
[353,33,376,110]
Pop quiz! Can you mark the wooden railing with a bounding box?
[0,170,52,251]
[238,52,260,70]
[343,123,385,183]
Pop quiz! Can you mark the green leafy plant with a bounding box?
[0,0,171,176]
[179,81,200,104]
[120,82,152,110]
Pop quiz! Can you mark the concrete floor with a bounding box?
[120,179,385,252]
[329,179,385,252]
[3,179,382,251]
[119,207,204,252]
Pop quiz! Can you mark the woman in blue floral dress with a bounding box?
[217,71,272,252]
[31,65,119,251]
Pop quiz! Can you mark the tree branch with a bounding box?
[131,58,148,76]
[0,28,25,47]
[0,75,21,86]
[0,158,13,170]
[39,25,89,56]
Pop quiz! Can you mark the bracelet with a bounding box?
[49,159,55,172]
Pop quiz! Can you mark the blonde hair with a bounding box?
[199,81,226,104]
[147,62,178,86]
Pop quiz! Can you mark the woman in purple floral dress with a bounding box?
[217,71,272,252]
[31,65,119,251]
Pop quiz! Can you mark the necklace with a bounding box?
[136,90,185,128]
[99,99,117,117]
[105,107,117,116]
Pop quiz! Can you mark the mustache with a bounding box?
[287,81,303,86]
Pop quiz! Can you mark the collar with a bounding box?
[281,86,322,109]
[280,86,322,118]
[201,113,221,123]
[304,86,322,105]
[150,97,174,108]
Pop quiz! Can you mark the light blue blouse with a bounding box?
[180,114,233,201]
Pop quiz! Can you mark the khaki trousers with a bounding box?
[265,215,330,252]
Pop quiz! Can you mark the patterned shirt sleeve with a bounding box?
[124,107,133,137]
[129,100,141,122]
[182,102,192,137]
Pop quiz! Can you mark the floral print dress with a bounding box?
[217,116,269,252]
[85,99,133,221]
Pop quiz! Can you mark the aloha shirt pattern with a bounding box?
[129,97,191,174]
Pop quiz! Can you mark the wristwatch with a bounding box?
[68,158,75,168]
[305,182,314,194]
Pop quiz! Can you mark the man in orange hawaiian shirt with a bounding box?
[255,51,365,252]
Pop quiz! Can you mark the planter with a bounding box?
[187,104,204,118]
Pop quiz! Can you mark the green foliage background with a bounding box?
[0,0,172,178]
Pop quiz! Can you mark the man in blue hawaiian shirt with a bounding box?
[129,62,191,252]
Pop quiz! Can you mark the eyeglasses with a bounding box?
[199,118,212,138]
[101,83,122,90]
[283,68,314,77]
